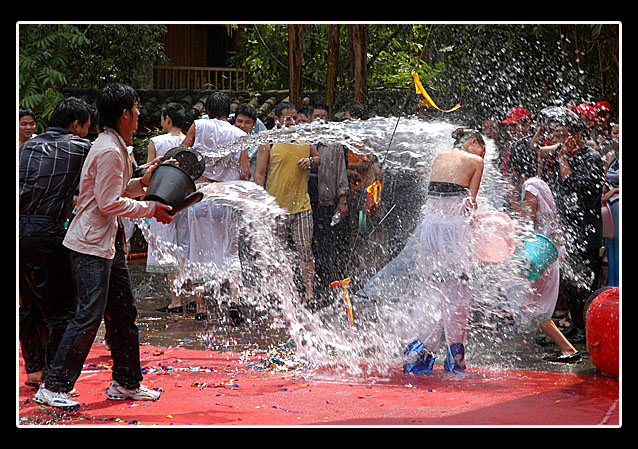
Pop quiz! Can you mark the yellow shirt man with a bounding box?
[266,142,312,214]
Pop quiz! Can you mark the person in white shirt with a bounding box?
[181,93,248,322]
[145,103,192,313]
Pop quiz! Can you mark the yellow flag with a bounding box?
[411,71,461,113]
[366,180,382,205]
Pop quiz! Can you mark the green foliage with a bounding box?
[230,23,618,121]
[19,24,87,131]
[230,24,438,92]
[18,24,168,132]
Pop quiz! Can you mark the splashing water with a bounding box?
[135,115,548,379]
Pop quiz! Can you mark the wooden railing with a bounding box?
[153,65,247,90]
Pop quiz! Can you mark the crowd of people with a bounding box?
[18,84,619,411]
[482,102,619,355]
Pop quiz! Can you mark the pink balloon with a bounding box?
[471,211,517,263]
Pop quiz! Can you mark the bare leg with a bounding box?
[228,275,241,305]
[300,259,315,301]
[539,319,578,355]
[166,273,182,308]
[191,284,206,319]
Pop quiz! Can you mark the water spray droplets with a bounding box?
[136,117,550,378]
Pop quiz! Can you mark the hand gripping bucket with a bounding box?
[144,164,203,215]
[162,146,206,180]
[518,234,558,280]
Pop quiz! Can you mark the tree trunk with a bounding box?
[351,24,369,114]
[325,24,340,118]
[288,24,304,109]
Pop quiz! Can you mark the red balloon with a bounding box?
[586,287,619,377]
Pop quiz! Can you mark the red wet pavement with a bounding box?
[17,343,620,426]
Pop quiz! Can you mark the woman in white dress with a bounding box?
[359,128,485,375]
[145,104,190,313]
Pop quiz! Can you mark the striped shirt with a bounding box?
[19,127,92,224]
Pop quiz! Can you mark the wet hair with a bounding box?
[451,127,485,147]
[274,101,296,117]
[343,101,366,120]
[161,102,186,128]
[508,137,537,179]
[19,107,36,120]
[313,103,330,114]
[49,97,92,129]
[235,104,257,122]
[538,106,568,128]
[565,112,587,135]
[206,92,231,119]
[297,106,312,116]
[96,83,139,132]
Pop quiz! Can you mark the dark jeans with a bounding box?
[560,248,602,330]
[311,204,339,297]
[19,215,77,376]
[43,237,143,393]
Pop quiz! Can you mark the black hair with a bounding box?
[49,97,92,129]
[162,102,186,128]
[343,101,366,120]
[313,104,330,114]
[19,107,36,120]
[451,127,485,147]
[274,101,296,117]
[206,92,231,119]
[235,104,257,122]
[508,137,537,179]
[565,113,586,135]
[298,106,312,116]
[96,83,139,132]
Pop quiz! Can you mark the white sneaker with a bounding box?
[106,380,161,401]
[33,385,80,411]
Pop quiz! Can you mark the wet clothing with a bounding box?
[509,177,566,324]
[191,118,246,181]
[551,145,604,330]
[45,128,153,394]
[19,127,92,378]
[604,154,619,287]
[415,182,473,353]
[188,118,246,280]
[358,181,474,356]
[63,128,156,260]
[188,196,241,280]
[19,127,92,224]
[146,133,190,273]
[45,235,143,393]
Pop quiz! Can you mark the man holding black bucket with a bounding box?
[35,84,174,411]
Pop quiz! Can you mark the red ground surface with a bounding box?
[17,342,620,427]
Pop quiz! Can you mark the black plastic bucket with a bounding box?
[144,164,203,215]
[162,146,205,180]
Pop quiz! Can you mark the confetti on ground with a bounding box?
[18,342,620,426]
